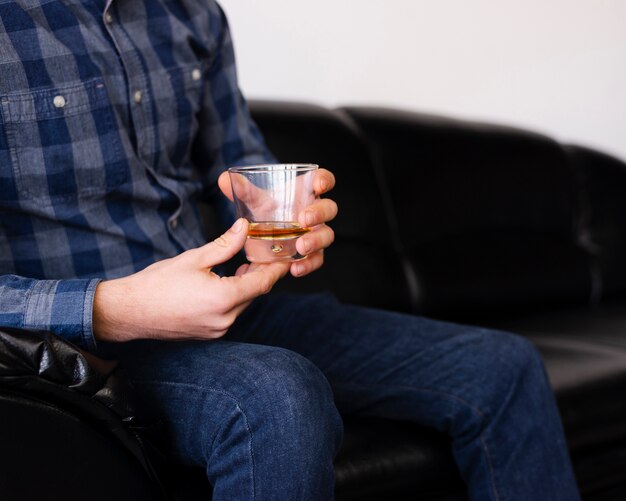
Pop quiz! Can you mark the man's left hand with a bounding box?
[218,168,338,277]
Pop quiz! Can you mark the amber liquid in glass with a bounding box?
[248,222,311,240]
[245,222,310,262]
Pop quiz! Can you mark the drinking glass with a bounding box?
[228,164,318,262]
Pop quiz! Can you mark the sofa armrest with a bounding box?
[0,327,166,500]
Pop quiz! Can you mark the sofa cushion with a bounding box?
[334,418,464,501]
[490,297,626,451]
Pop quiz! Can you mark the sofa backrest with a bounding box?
[566,145,626,302]
[250,100,626,323]
[342,107,597,321]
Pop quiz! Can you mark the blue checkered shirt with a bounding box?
[0,0,274,350]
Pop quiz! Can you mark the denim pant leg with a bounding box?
[98,339,343,500]
[225,293,581,501]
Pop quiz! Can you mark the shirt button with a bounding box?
[53,95,66,108]
[191,68,202,81]
[133,90,143,103]
[170,218,178,230]
[104,12,113,24]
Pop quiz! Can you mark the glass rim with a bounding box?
[227,163,319,174]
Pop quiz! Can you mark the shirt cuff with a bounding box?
[24,278,102,352]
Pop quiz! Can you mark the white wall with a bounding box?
[219,0,626,162]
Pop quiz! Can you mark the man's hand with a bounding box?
[93,219,289,343]
[218,168,338,277]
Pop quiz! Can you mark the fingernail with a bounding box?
[320,176,329,192]
[305,211,314,227]
[233,218,244,233]
[301,237,312,254]
[293,263,304,276]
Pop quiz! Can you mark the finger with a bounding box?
[240,261,265,274]
[221,171,275,212]
[218,171,234,201]
[291,250,324,277]
[296,225,334,256]
[196,218,248,268]
[229,262,274,317]
[235,263,250,277]
[231,261,290,304]
[314,168,336,196]
[299,198,339,228]
[234,261,279,278]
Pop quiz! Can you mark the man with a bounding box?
[0,0,580,499]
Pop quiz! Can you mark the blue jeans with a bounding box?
[99,293,580,500]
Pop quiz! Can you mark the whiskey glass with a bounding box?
[228,164,318,263]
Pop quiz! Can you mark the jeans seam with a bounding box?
[480,434,501,501]
[135,379,256,499]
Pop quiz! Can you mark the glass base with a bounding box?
[244,237,307,263]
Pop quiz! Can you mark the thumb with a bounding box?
[199,218,248,268]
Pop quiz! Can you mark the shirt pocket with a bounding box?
[0,77,128,204]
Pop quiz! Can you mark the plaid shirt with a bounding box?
[0,0,274,350]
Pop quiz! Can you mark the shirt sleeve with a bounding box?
[0,275,101,351]
[195,3,277,227]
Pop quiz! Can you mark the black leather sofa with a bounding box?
[2,100,626,500]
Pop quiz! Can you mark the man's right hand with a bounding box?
[93,218,289,343]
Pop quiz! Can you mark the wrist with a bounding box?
[93,279,136,342]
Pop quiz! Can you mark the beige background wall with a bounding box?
[219,0,626,162]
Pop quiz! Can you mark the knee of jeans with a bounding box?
[491,330,544,376]
[472,329,549,406]
[239,347,344,453]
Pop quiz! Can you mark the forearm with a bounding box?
[0,274,100,350]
